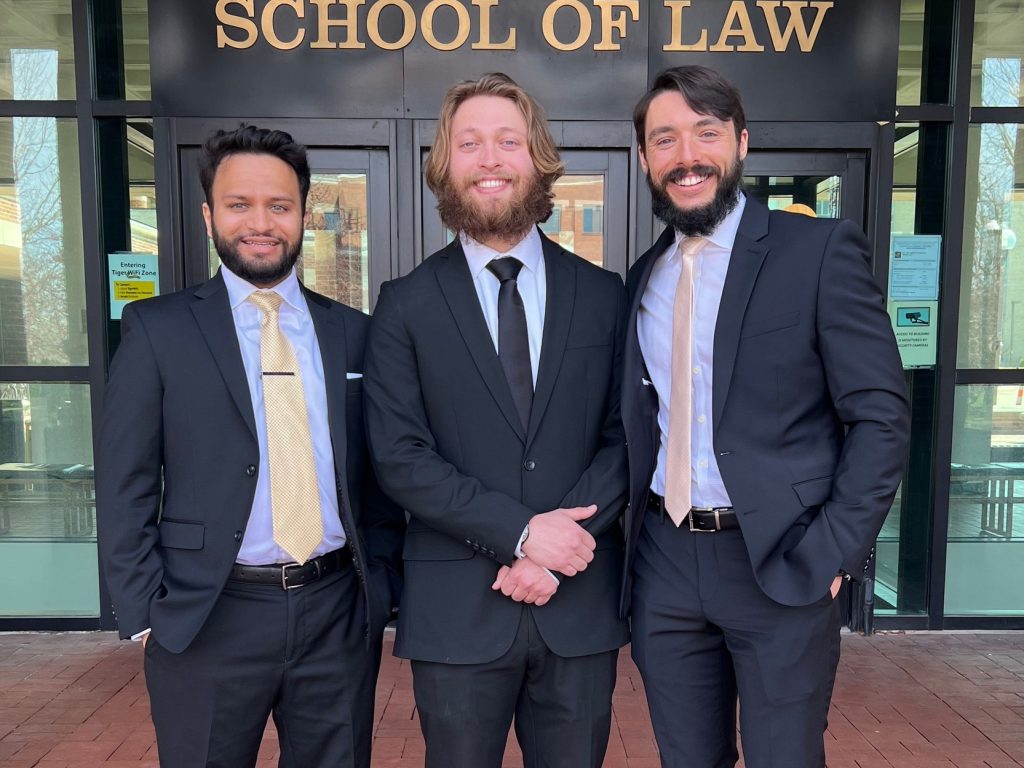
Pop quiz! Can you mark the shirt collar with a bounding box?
[461,227,544,281]
[220,263,306,314]
[671,192,747,257]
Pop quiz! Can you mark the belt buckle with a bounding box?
[688,507,721,533]
[281,562,305,590]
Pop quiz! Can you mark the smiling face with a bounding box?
[437,94,551,251]
[202,152,305,288]
[639,90,748,236]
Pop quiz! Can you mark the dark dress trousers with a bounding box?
[622,197,910,768]
[364,232,630,767]
[97,271,404,768]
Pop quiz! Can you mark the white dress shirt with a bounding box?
[461,227,546,387]
[638,195,747,508]
[221,264,346,564]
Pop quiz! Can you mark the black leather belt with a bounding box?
[647,492,739,532]
[229,547,352,589]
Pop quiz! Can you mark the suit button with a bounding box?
[245,464,257,477]
[524,459,536,471]
[234,531,243,542]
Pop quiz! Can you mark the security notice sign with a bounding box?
[108,252,159,320]
[887,235,941,367]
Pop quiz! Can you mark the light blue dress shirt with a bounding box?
[221,264,346,564]
[638,195,747,508]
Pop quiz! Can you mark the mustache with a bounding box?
[660,164,721,187]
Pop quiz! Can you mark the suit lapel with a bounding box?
[713,197,770,431]
[436,240,527,442]
[528,236,574,444]
[191,272,258,440]
[304,288,349,477]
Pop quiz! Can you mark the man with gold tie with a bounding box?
[97,125,404,768]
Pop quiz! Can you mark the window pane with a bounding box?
[208,172,371,313]
[128,120,157,254]
[0,117,88,365]
[947,384,1024,615]
[0,382,97,617]
[545,175,605,267]
[0,1,75,100]
[897,0,924,106]
[123,0,151,100]
[957,124,1024,369]
[743,174,842,219]
[971,0,1024,107]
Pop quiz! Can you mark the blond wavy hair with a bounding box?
[424,73,565,195]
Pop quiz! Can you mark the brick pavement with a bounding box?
[1,631,1022,767]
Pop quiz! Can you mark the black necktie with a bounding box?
[486,257,533,431]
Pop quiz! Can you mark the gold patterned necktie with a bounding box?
[247,290,323,564]
[664,236,707,527]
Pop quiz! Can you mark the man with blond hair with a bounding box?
[365,73,629,768]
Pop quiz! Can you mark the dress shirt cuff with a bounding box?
[130,628,151,642]
[514,525,529,558]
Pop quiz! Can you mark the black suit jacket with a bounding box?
[97,271,404,654]
[364,233,630,664]
[622,197,910,612]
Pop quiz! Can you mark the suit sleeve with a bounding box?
[556,276,629,539]
[359,448,406,618]
[364,281,535,566]
[96,303,165,639]
[817,220,910,577]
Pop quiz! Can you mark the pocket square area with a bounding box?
[346,372,363,379]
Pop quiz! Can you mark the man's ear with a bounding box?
[637,145,649,175]
[201,202,214,239]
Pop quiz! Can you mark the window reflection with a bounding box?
[957,125,1023,369]
[897,0,925,106]
[947,384,1024,615]
[971,0,1024,107]
[0,382,97,617]
[0,117,87,366]
[0,1,76,100]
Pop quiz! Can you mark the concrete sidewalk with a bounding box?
[1,631,1022,767]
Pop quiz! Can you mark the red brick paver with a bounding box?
[1,631,1022,767]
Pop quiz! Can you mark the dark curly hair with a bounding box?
[198,124,311,214]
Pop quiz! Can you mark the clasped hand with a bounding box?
[521,505,598,576]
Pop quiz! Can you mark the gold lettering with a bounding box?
[310,0,366,49]
[472,0,515,50]
[216,0,258,49]
[710,1,764,52]
[422,0,471,51]
[262,0,305,50]
[757,0,833,52]
[542,0,592,52]
[366,0,416,50]
[662,0,706,52]
[594,0,638,51]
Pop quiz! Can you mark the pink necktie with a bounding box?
[664,237,707,527]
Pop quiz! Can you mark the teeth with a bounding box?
[476,179,507,189]
[675,174,708,187]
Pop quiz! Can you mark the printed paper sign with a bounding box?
[109,253,159,320]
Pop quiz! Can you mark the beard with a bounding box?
[212,222,302,286]
[435,169,554,245]
[648,153,745,237]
